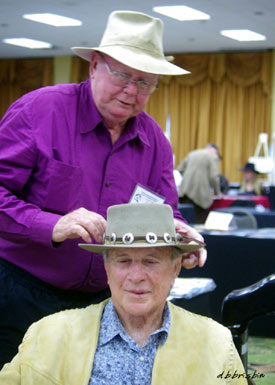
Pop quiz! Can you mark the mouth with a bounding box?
[127,290,150,298]
[116,99,133,108]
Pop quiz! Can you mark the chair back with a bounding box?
[230,208,257,229]
[221,274,275,383]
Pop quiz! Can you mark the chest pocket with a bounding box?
[29,157,83,215]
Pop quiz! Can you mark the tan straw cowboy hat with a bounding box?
[71,10,189,76]
[79,203,205,253]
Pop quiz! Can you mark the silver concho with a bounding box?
[164,232,172,244]
[122,233,134,244]
[110,233,116,244]
[146,232,157,244]
[176,233,183,242]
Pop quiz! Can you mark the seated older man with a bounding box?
[0,204,246,385]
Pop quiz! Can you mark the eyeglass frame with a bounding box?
[99,54,159,95]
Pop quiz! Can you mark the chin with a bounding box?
[124,301,150,315]
[111,108,133,120]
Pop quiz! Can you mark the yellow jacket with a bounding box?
[0,300,247,385]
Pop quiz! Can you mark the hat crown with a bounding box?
[100,11,164,58]
[71,10,189,75]
[106,203,175,239]
[243,162,257,172]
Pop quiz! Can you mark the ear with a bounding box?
[89,51,100,78]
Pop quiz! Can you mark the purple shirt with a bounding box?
[0,80,183,292]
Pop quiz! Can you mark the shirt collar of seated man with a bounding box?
[103,246,181,347]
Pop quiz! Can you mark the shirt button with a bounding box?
[105,181,110,187]
[139,356,145,362]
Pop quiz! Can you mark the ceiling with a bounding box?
[1,0,275,59]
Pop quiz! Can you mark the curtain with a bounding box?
[70,57,89,83]
[146,52,272,182]
[144,77,170,132]
[0,58,53,119]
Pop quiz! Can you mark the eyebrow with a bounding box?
[101,53,159,82]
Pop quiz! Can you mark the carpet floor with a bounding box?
[247,336,275,385]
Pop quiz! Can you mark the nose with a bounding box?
[123,79,139,95]
[128,262,146,282]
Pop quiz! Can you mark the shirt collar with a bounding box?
[78,80,150,147]
[98,299,170,347]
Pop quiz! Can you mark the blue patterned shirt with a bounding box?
[89,299,170,385]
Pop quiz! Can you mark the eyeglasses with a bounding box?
[102,59,158,95]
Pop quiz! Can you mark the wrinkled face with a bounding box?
[104,247,181,321]
[90,52,159,126]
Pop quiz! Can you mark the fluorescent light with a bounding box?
[220,29,266,41]
[23,13,82,27]
[153,5,210,21]
[3,38,52,49]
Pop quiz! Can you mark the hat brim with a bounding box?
[239,167,259,173]
[79,242,203,254]
[71,46,190,76]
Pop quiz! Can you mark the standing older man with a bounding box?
[0,204,247,384]
[0,11,205,367]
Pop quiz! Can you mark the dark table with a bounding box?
[179,229,275,337]
[215,207,275,228]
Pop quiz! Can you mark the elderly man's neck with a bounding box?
[106,123,125,144]
[116,307,165,348]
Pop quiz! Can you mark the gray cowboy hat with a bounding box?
[79,203,205,253]
[71,10,189,76]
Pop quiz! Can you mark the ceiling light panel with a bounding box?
[3,38,52,49]
[220,29,266,41]
[23,13,82,27]
[153,5,210,21]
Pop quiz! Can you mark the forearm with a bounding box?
[213,176,221,195]
[160,142,186,223]
[0,98,61,245]
[0,186,61,245]
[209,160,220,195]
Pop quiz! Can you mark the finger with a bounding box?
[177,226,204,242]
[181,254,198,269]
[67,224,92,243]
[198,248,207,267]
[83,217,106,242]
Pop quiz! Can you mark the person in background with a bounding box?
[219,174,229,195]
[0,10,206,368]
[239,162,265,196]
[177,144,221,223]
[0,204,247,385]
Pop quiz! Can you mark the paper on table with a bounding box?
[168,277,216,300]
